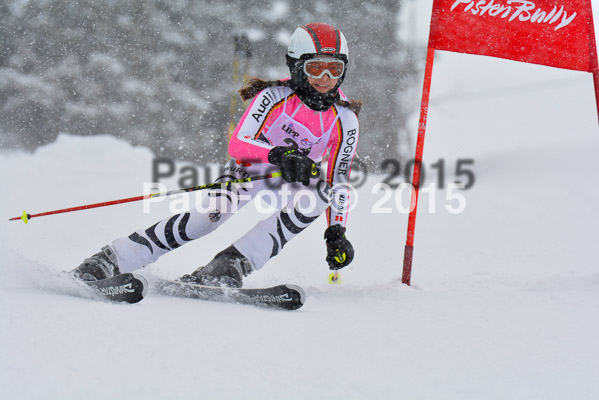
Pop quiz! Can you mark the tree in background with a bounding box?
[0,0,422,170]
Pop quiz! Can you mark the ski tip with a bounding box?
[284,284,306,309]
[131,272,149,300]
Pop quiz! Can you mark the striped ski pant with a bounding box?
[112,158,331,274]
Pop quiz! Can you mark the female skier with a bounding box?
[71,22,361,288]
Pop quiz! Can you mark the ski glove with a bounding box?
[324,225,354,270]
[268,145,320,186]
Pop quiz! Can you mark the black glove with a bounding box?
[268,146,320,186]
[324,225,354,270]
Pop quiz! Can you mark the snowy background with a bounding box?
[2,1,599,399]
[0,0,416,168]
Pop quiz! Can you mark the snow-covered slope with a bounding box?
[2,40,599,400]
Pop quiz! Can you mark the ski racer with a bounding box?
[70,22,362,288]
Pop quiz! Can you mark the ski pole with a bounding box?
[228,34,252,140]
[328,270,341,284]
[9,171,282,224]
[228,35,242,139]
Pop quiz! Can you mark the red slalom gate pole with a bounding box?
[402,47,436,286]
[9,172,282,224]
[587,5,599,125]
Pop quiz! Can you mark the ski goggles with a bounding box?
[303,58,345,79]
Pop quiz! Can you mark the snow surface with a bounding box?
[2,11,599,400]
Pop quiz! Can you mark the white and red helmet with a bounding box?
[287,23,349,63]
[285,23,349,111]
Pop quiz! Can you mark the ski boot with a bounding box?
[180,245,252,288]
[70,245,121,282]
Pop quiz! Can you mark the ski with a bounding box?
[154,279,306,310]
[83,273,148,304]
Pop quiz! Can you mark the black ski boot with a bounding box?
[180,245,252,288]
[70,246,121,282]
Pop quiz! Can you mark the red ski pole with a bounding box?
[9,172,282,224]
